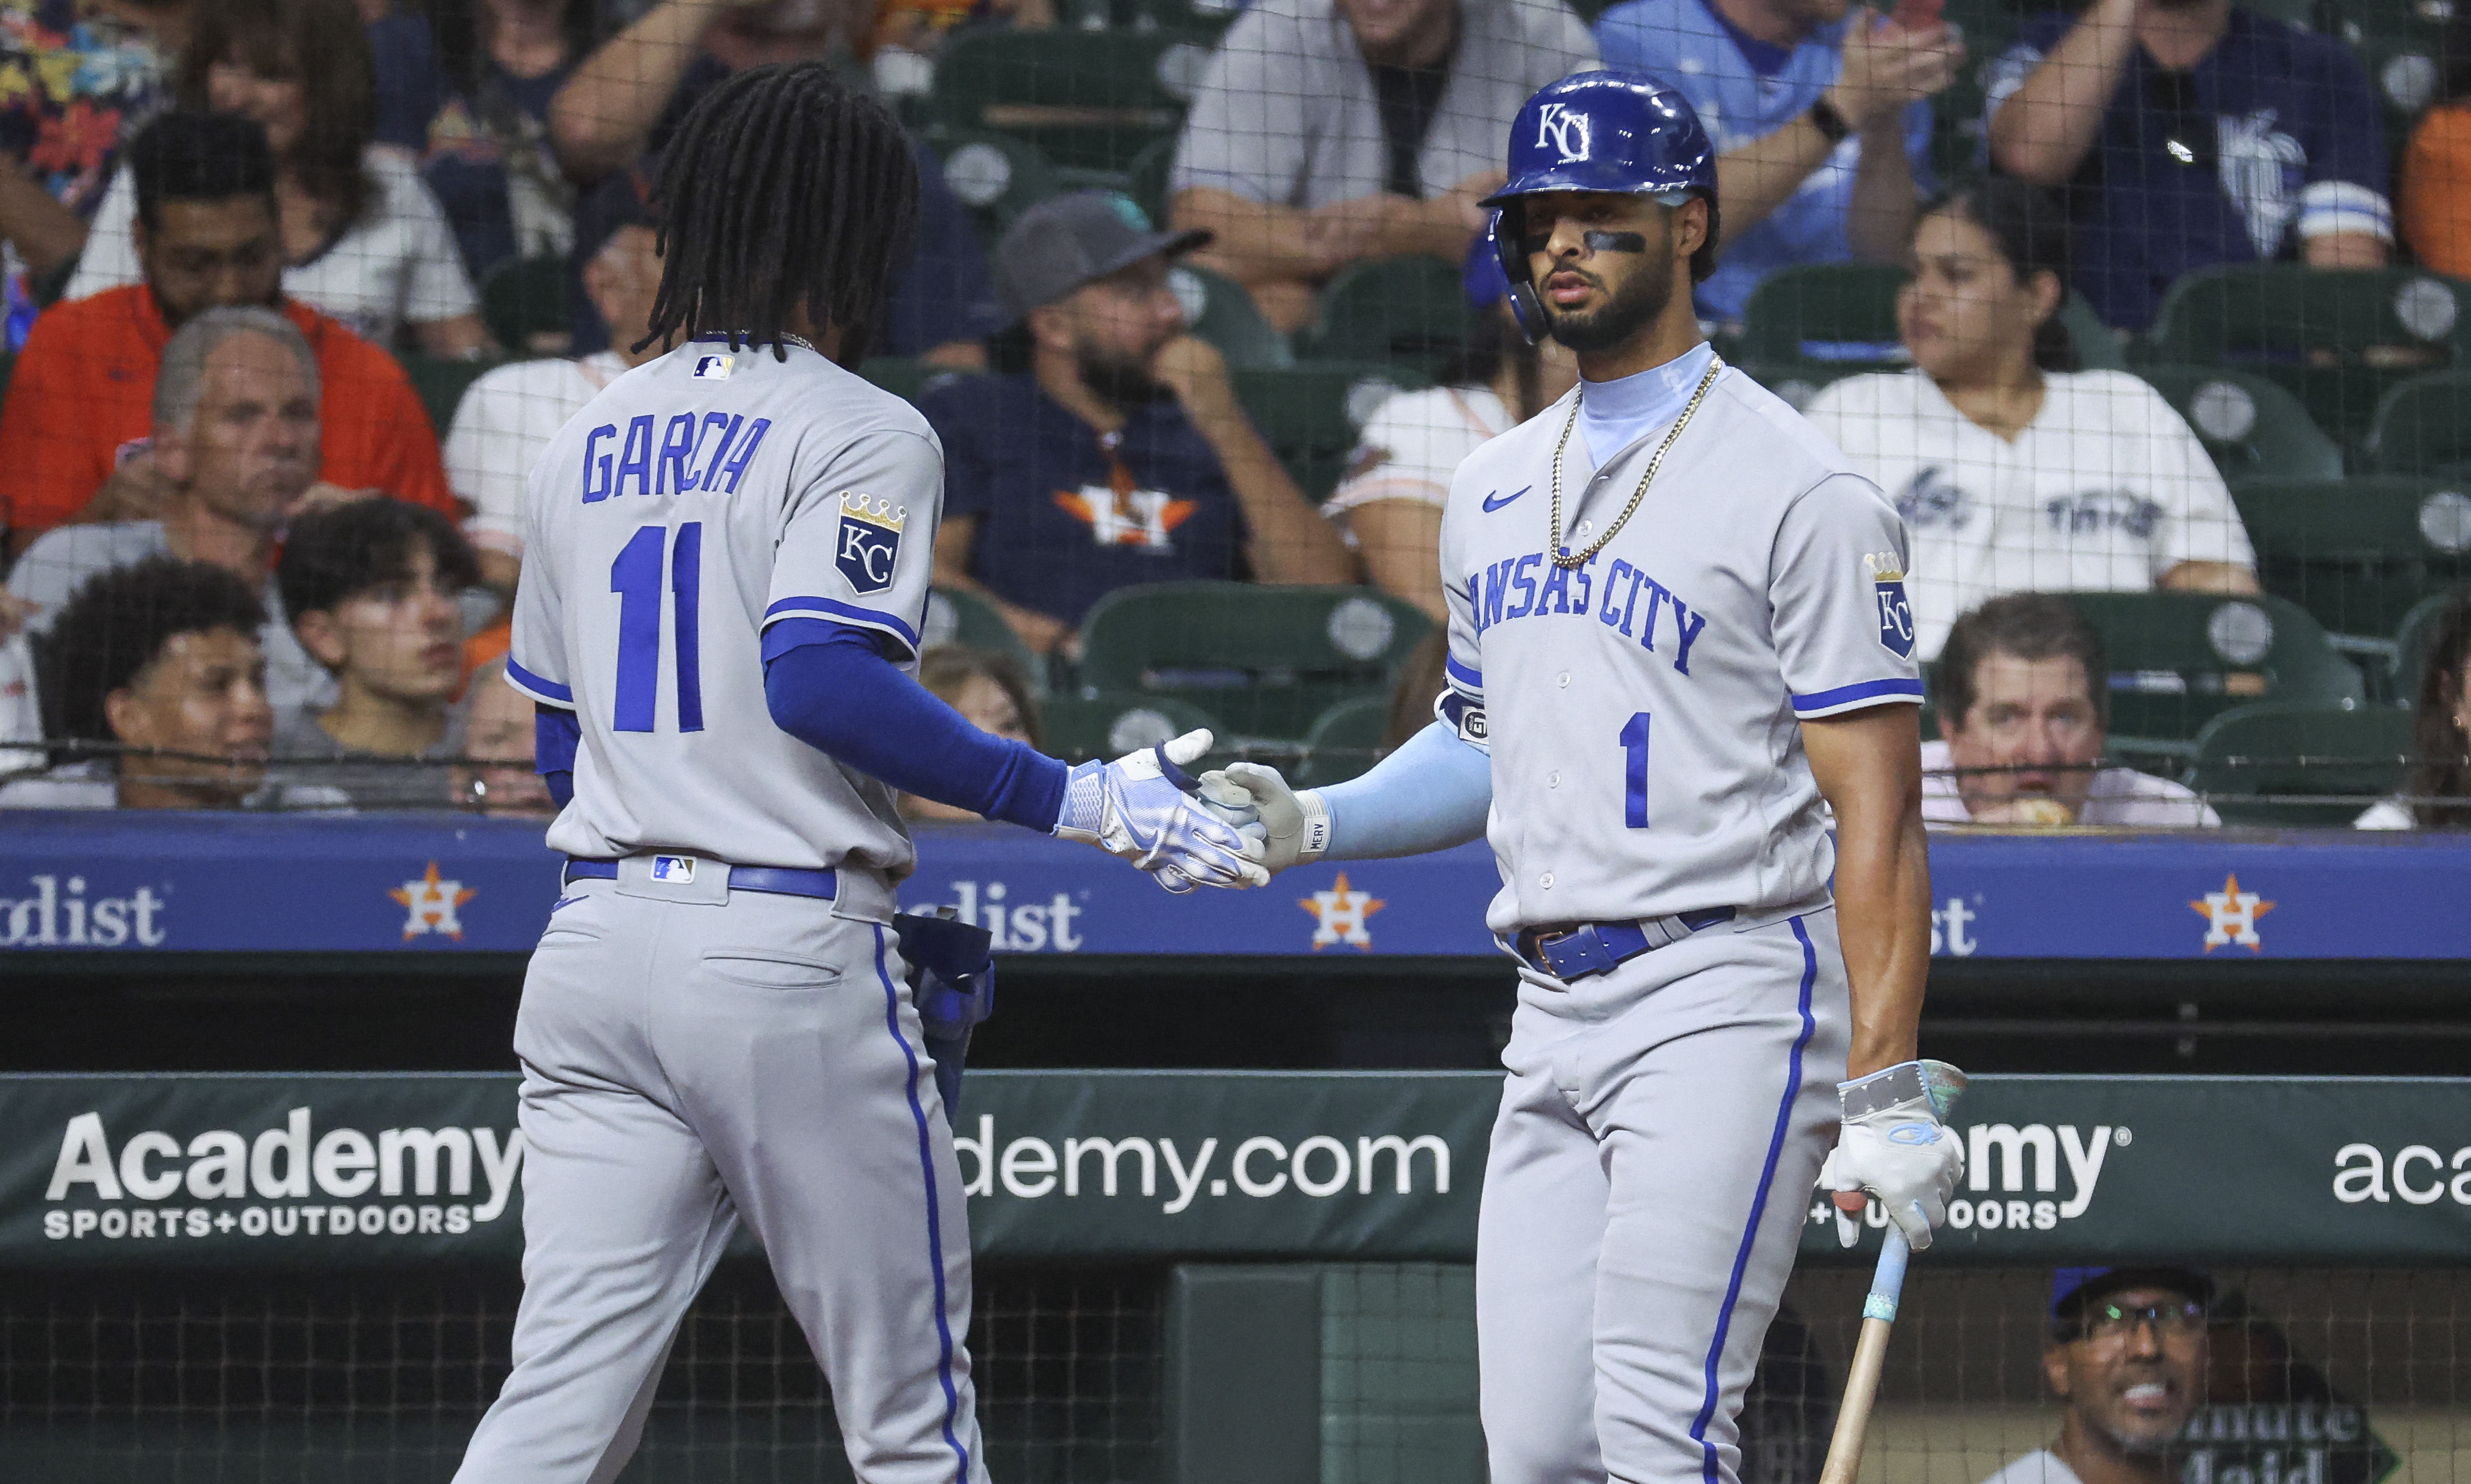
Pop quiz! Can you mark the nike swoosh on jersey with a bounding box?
[1481,485,1531,513]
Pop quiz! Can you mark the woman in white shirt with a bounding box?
[1323,248,1576,622]
[1804,177,2259,661]
[69,0,486,358]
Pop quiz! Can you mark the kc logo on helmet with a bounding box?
[1536,103,1593,164]
[836,491,906,596]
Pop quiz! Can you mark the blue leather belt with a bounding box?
[1516,907,1738,981]
[563,856,838,900]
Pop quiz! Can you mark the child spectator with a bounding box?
[5,555,342,810]
[1167,0,1596,333]
[420,0,600,280]
[923,193,1351,658]
[452,653,552,815]
[2356,585,2471,830]
[10,305,337,712]
[0,111,456,549]
[275,496,480,808]
[1804,178,2255,660]
[68,0,487,356]
[900,645,1041,823]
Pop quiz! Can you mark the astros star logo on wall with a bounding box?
[1300,872,1385,951]
[392,862,478,942]
[2188,871,2273,953]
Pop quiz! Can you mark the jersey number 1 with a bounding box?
[613,521,702,733]
[1621,711,1650,829]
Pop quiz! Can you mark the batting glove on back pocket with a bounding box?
[1054,729,1269,892]
[1818,1059,1968,1250]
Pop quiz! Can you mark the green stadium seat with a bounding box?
[2231,475,2471,641]
[1171,261,1292,370]
[2136,364,2344,482]
[1737,263,1908,368]
[857,355,981,405]
[2188,701,2414,827]
[480,256,569,355]
[2062,590,2365,750]
[1126,134,1178,230]
[400,352,503,434]
[930,130,1063,248]
[2139,265,2471,449]
[1040,690,1227,763]
[1304,254,1476,379]
[2394,587,2465,703]
[920,585,1047,695]
[1734,358,1869,413]
[1291,693,1390,788]
[930,29,1205,173]
[1077,581,1432,739]
[2366,370,2471,476]
[2059,293,2130,372]
[1231,362,1428,499]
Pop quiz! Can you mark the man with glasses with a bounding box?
[921,192,1351,660]
[1983,0,2389,332]
[1981,1266,2211,1484]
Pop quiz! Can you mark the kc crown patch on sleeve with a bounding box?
[837,492,907,596]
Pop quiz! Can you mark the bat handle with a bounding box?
[1817,1230,1912,1484]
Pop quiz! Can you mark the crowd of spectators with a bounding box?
[0,0,2461,825]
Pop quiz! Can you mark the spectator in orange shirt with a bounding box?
[2400,18,2471,278]
[0,109,456,556]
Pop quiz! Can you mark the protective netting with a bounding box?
[4,1261,2464,1482]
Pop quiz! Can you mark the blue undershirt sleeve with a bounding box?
[1316,720,1492,860]
[534,705,579,809]
[761,621,1070,831]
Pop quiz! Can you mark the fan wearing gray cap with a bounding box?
[921,192,1351,657]
[1979,1267,2213,1484]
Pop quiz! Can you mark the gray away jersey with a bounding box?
[506,339,943,891]
[1438,365,1923,936]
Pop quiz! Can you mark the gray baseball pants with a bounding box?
[453,864,985,1484]
[1477,905,1850,1484]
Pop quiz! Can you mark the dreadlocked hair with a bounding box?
[645,62,920,364]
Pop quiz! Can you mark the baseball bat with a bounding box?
[1815,1065,1967,1484]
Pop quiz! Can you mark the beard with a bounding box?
[1542,246,1677,356]
[1074,337,1173,407]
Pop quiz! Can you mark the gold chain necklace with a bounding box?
[1547,352,1725,570]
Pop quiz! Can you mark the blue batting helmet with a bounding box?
[1482,70,1719,342]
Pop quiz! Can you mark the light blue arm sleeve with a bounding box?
[1314,720,1492,860]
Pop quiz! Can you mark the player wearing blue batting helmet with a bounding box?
[1483,70,1721,345]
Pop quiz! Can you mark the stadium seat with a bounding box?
[858,356,981,405]
[2231,475,2471,642]
[2139,265,2471,449]
[1737,263,1908,368]
[1304,254,1476,379]
[1171,262,1292,370]
[1077,581,1433,739]
[1734,358,1866,413]
[1126,134,1177,229]
[2058,294,2130,372]
[930,30,1204,173]
[1291,692,1390,788]
[2136,364,2344,482]
[2365,370,2471,477]
[1231,362,1429,499]
[931,130,1063,249]
[480,256,569,355]
[1040,690,1227,763]
[400,353,502,435]
[2188,701,2414,827]
[921,586,1047,695]
[2061,590,2364,750]
[2394,588,2463,703]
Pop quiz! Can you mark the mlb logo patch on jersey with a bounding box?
[693,354,735,380]
[1865,553,1916,658]
[837,491,907,596]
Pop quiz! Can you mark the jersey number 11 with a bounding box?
[613,521,703,733]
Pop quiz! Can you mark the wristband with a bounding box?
[1808,95,1853,146]
[1839,1058,1968,1119]
[1295,788,1332,860]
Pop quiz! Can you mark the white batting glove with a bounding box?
[1818,1059,1967,1251]
[1193,761,1330,878]
[1054,729,1269,892]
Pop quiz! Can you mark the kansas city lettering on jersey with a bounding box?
[1469,550,1710,675]
[580,411,773,501]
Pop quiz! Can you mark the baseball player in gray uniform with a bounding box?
[1200,73,1967,1484]
[459,66,1260,1484]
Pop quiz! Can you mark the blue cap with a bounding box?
[2051,1266,2214,1320]
[1482,70,1718,211]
